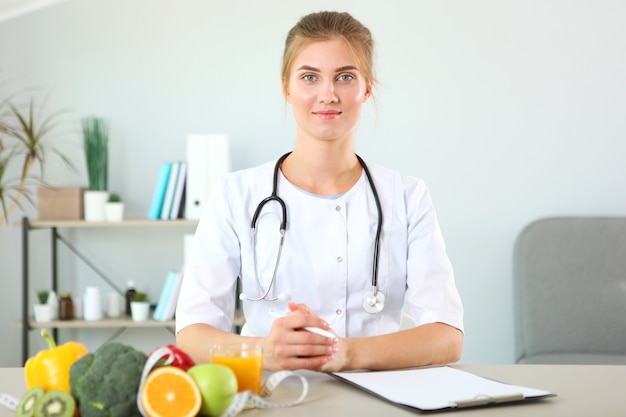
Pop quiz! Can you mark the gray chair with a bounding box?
[514,216,626,364]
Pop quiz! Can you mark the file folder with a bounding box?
[333,366,554,412]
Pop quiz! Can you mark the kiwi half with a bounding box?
[16,387,45,417]
[33,390,75,417]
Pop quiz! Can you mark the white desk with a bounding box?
[1,364,624,416]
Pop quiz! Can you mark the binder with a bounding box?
[185,134,230,220]
[332,366,554,412]
[148,162,172,220]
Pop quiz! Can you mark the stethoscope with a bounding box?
[239,152,385,314]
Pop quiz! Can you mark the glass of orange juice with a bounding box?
[209,343,263,394]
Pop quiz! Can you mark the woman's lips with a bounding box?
[313,110,342,119]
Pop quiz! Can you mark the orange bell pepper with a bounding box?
[24,328,88,393]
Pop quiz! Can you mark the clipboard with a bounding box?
[332,366,555,412]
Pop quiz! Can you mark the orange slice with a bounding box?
[141,366,202,417]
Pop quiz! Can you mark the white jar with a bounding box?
[83,286,103,321]
[107,292,122,318]
[47,290,59,321]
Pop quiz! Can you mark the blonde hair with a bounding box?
[281,11,377,92]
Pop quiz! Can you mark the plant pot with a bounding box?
[33,304,53,323]
[84,190,109,221]
[105,202,124,222]
[130,301,151,321]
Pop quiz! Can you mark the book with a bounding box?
[169,161,187,220]
[172,181,187,220]
[153,270,179,321]
[152,264,184,322]
[148,162,172,220]
[160,270,184,321]
[160,161,181,220]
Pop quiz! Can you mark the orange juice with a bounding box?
[210,343,263,394]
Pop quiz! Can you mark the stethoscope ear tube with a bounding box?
[250,152,291,230]
[251,196,287,232]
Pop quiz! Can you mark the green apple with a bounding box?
[188,364,238,417]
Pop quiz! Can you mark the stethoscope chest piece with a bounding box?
[363,289,385,314]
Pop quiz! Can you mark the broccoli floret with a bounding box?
[70,342,147,417]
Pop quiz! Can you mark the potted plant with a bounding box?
[82,116,109,221]
[104,192,124,222]
[0,90,77,228]
[130,292,150,321]
[33,290,53,322]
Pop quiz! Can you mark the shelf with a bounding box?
[17,317,175,329]
[16,309,245,331]
[26,219,199,229]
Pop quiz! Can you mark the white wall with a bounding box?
[1,0,625,366]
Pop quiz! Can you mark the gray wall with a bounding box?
[1,0,625,366]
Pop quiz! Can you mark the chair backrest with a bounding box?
[514,217,626,364]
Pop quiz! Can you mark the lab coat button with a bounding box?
[335,205,341,211]
[335,309,342,315]
[336,256,343,263]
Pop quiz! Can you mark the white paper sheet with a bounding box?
[333,366,553,411]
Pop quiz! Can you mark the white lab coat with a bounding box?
[176,159,464,337]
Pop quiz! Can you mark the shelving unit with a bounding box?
[20,217,199,364]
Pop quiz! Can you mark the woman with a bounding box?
[176,11,463,372]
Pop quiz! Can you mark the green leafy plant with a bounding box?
[82,117,108,192]
[131,292,148,302]
[0,89,77,227]
[36,289,50,305]
[107,192,121,203]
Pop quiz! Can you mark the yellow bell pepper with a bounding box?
[25,328,88,393]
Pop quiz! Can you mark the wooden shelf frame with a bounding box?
[20,217,199,364]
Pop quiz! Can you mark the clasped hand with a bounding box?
[262,302,346,372]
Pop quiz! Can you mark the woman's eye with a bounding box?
[303,74,317,82]
[338,74,355,82]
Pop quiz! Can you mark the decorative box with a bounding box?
[37,187,84,220]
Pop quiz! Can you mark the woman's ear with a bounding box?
[363,83,373,103]
[282,78,292,103]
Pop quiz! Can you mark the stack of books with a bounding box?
[153,269,184,322]
[148,161,188,220]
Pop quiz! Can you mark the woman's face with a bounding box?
[283,39,371,144]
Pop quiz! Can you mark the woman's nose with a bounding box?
[318,82,338,103]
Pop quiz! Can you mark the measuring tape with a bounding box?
[0,393,19,412]
[218,371,308,417]
[137,346,309,417]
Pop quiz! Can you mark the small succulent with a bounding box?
[107,193,121,203]
[132,292,148,302]
[36,290,50,305]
